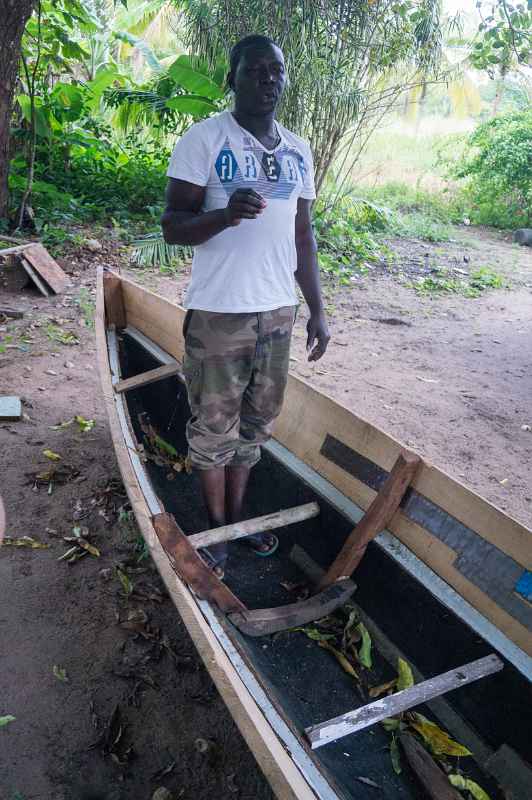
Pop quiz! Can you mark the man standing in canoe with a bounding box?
[162,34,329,577]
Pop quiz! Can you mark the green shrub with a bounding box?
[452,110,532,229]
[313,194,386,282]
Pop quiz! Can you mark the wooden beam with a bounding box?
[318,450,421,588]
[399,732,463,800]
[153,511,246,614]
[22,242,69,294]
[305,654,503,749]
[20,258,50,297]
[189,502,320,550]
[114,362,182,394]
[103,270,126,329]
[0,243,32,257]
[229,579,356,637]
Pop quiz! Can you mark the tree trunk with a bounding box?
[0,0,35,221]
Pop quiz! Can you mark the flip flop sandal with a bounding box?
[200,547,227,580]
[246,533,279,558]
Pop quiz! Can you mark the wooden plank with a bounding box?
[0,243,32,258]
[319,450,421,587]
[103,270,126,328]
[114,362,182,394]
[94,271,321,800]
[399,732,463,800]
[274,377,531,570]
[189,502,320,550]
[121,276,185,362]
[229,579,356,637]
[20,258,50,297]
[0,306,24,319]
[153,511,246,614]
[23,243,69,294]
[305,654,503,749]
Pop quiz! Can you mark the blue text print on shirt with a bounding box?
[214,138,305,200]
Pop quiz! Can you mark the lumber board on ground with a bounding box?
[113,363,182,394]
[95,268,322,800]
[305,654,503,749]
[189,502,320,550]
[153,511,246,614]
[0,243,32,258]
[20,258,50,297]
[319,450,420,586]
[22,243,69,294]
[0,396,22,421]
[399,733,463,800]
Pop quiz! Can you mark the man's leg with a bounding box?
[183,310,257,574]
[232,305,295,554]
[198,467,227,577]
[225,464,251,524]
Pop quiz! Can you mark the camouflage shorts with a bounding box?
[182,306,295,470]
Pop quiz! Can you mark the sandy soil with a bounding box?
[1,224,531,800]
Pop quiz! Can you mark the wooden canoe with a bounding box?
[96,268,532,800]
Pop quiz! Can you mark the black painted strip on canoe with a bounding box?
[320,435,531,629]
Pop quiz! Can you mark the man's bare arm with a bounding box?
[161,178,266,246]
[294,198,330,361]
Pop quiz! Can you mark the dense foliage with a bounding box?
[453,109,532,228]
[183,0,444,193]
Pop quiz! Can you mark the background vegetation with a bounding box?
[0,0,531,275]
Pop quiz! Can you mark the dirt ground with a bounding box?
[1,224,531,800]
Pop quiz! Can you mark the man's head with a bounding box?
[228,35,286,116]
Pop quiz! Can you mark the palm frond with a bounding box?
[130,231,192,267]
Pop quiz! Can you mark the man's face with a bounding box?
[232,44,286,115]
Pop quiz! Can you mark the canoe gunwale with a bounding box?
[96,268,339,800]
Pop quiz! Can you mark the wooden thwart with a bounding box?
[305,654,503,749]
[189,502,320,550]
[153,511,245,614]
[400,732,463,800]
[114,362,182,394]
[318,449,421,588]
[229,579,356,637]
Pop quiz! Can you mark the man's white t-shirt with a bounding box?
[166,110,316,312]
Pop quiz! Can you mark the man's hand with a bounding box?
[224,188,266,226]
[306,310,330,361]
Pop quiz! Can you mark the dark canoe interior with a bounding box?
[119,331,531,800]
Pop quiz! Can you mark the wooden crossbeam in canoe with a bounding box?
[114,362,182,394]
[229,578,356,637]
[153,511,245,614]
[318,449,421,588]
[188,502,320,550]
[305,654,503,749]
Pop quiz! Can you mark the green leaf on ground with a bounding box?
[43,449,62,461]
[382,717,401,732]
[369,679,397,698]
[390,737,402,774]
[396,657,414,691]
[116,568,133,596]
[449,775,491,800]
[0,715,16,727]
[2,536,50,549]
[410,714,472,757]
[356,622,372,669]
[75,415,95,432]
[53,665,68,682]
[318,640,359,679]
